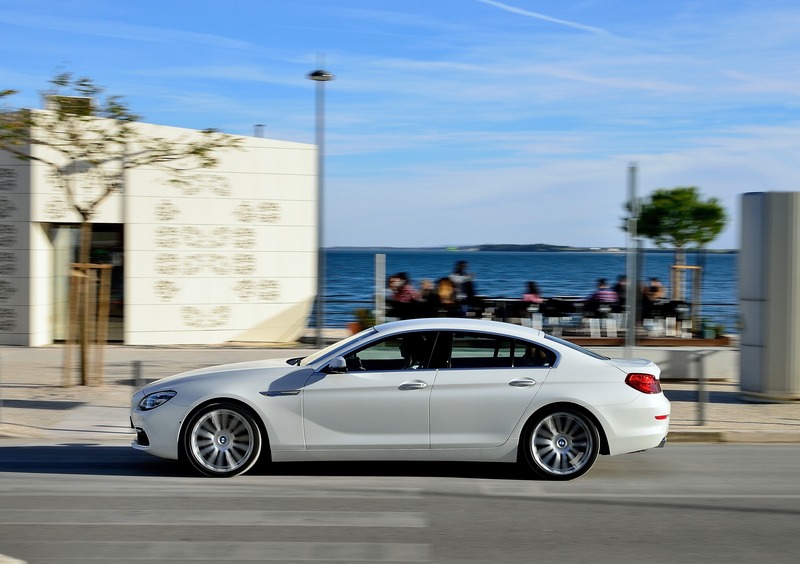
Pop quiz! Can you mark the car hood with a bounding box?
[142,357,300,393]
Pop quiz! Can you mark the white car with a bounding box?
[130,318,669,480]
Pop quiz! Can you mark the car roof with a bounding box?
[373,317,546,340]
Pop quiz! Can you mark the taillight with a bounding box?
[625,373,662,394]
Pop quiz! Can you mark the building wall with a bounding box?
[0,118,318,346]
[0,157,32,345]
[122,125,318,345]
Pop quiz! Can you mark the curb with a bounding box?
[668,430,800,443]
[0,424,47,439]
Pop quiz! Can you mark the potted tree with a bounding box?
[349,308,375,334]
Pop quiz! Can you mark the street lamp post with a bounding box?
[308,68,334,348]
[625,162,639,357]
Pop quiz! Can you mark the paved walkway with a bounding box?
[1,344,799,443]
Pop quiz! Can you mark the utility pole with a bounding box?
[625,163,639,357]
[308,64,334,347]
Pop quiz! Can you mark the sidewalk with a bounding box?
[1,344,799,443]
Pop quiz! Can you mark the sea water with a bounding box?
[320,249,738,331]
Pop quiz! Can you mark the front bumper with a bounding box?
[130,397,185,461]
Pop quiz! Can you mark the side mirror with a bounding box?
[327,356,348,374]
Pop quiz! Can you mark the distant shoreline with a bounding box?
[328,244,737,254]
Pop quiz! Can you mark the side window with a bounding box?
[513,339,556,368]
[345,331,436,371]
[449,332,514,369]
[442,333,556,369]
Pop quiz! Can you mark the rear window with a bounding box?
[544,334,609,360]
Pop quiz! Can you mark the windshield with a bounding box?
[298,327,378,366]
[544,334,609,360]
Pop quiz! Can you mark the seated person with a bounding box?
[585,278,618,317]
[400,334,428,369]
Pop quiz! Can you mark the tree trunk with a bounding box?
[79,221,92,265]
[673,247,687,301]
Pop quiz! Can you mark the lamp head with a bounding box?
[308,69,334,82]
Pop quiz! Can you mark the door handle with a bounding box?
[399,381,428,391]
[509,378,537,388]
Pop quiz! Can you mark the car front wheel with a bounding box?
[522,408,600,480]
[182,403,262,477]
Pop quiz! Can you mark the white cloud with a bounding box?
[475,0,612,36]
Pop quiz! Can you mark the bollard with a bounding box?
[694,351,712,426]
[132,360,145,389]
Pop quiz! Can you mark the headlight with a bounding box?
[138,390,177,411]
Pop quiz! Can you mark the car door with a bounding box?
[429,332,554,448]
[302,331,438,450]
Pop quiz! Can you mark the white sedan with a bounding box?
[130,318,669,480]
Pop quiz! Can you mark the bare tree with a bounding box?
[2,72,240,263]
[1,73,240,383]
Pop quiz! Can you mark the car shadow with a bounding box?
[255,459,530,480]
[0,444,189,477]
[0,443,530,480]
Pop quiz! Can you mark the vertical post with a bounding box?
[79,267,90,386]
[86,269,97,385]
[696,352,707,426]
[625,163,639,357]
[95,265,112,385]
[308,65,334,348]
[132,360,144,389]
[375,253,386,325]
[695,250,706,335]
[63,269,80,387]
[314,79,325,348]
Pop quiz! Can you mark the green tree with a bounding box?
[634,186,727,261]
[625,186,727,305]
[1,73,240,384]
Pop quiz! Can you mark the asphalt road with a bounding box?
[0,441,799,563]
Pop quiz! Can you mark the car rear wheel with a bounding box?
[522,408,600,480]
[183,403,262,477]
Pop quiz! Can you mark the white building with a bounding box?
[0,116,318,346]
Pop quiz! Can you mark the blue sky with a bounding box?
[2,0,799,249]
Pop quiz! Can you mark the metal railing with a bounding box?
[311,297,739,338]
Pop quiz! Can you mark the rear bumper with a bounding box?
[597,393,671,455]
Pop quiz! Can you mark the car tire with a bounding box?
[522,407,600,481]
[182,402,262,478]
